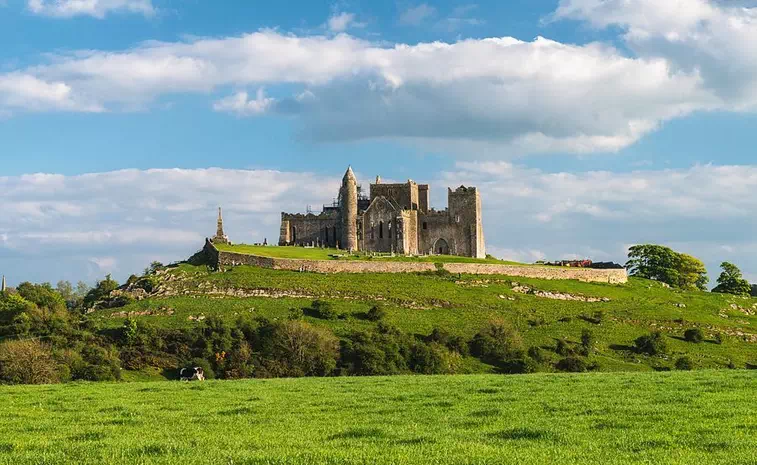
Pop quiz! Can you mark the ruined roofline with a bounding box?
[281,211,338,220]
[448,185,477,194]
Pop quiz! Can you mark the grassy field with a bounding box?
[1,371,755,464]
[98,264,757,372]
[214,243,522,264]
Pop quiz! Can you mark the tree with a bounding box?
[712,262,752,296]
[83,275,119,308]
[626,245,708,290]
[676,254,709,291]
[0,339,59,385]
[16,282,66,313]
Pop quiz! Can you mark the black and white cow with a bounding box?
[179,367,205,381]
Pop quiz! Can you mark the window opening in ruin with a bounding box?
[388,221,392,238]
[423,222,427,230]
[379,221,384,239]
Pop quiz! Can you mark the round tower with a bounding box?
[340,166,358,252]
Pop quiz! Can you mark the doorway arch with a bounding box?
[433,238,450,255]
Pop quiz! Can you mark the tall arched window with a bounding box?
[291,225,297,242]
[379,221,384,239]
[388,221,392,238]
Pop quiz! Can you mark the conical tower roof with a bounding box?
[343,166,356,182]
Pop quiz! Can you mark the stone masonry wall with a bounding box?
[206,241,627,283]
[443,263,628,284]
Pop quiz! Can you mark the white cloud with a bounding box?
[327,12,360,32]
[2,1,757,155]
[553,0,757,106]
[0,168,338,284]
[399,4,436,25]
[213,89,275,117]
[2,164,757,285]
[27,0,155,18]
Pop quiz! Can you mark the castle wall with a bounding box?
[279,213,339,247]
[398,210,419,255]
[370,182,419,211]
[362,197,399,253]
[206,242,628,283]
[448,187,485,259]
[418,185,429,213]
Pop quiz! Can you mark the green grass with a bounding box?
[1,371,755,464]
[214,243,522,264]
[97,264,757,372]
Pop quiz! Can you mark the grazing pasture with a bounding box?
[1,371,755,464]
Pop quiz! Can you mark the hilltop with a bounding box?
[95,255,757,377]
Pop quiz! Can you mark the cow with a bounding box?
[179,367,205,382]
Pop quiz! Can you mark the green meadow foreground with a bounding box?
[1,371,755,464]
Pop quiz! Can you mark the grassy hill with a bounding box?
[98,263,757,373]
[1,371,755,464]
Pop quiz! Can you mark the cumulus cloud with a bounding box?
[213,89,276,117]
[0,31,719,154]
[2,164,757,285]
[2,1,757,155]
[553,0,757,105]
[0,168,337,284]
[27,0,155,18]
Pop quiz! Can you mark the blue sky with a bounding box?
[1,0,757,286]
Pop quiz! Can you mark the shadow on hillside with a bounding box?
[609,343,635,352]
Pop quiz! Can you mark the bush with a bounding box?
[287,308,304,320]
[684,328,704,344]
[555,338,574,356]
[556,356,588,373]
[675,356,694,370]
[366,305,387,322]
[470,320,524,365]
[310,300,339,320]
[714,333,725,345]
[580,329,595,355]
[0,339,59,385]
[527,346,546,363]
[634,331,668,355]
[340,327,413,376]
[410,342,462,375]
[259,320,339,377]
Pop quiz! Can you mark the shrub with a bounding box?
[527,346,546,363]
[260,320,339,377]
[287,308,304,320]
[470,320,524,364]
[502,355,540,374]
[714,333,725,345]
[366,305,387,322]
[684,328,704,344]
[556,356,588,373]
[580,329,595,355]
[675,356,694,371]
[410,342,461,375]
[0,339,59,385]
[310,300,339,320]
[555,338,573,356]
[634,331,668,355]
[340,327,413,376]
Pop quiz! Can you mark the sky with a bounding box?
[1,0,757,287]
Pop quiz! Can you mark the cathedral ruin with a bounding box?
[278,167,486,258]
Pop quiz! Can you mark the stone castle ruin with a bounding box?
[278,167,486,258]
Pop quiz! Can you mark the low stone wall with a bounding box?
[443,263,627,284]
[205,241,627,283]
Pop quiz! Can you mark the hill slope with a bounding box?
[1,371,755,465]
[98,263,757,372]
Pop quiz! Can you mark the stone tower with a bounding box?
[213,207,230,244]
[340,166,358,252]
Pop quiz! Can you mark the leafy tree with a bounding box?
[83,275,119,308]
[684,328,704,343]
[626,245,708,290]
[676,254,709,291]
[16,282,66,313]
[712,262,752,296]
[634,331,668,355]
[144,261,165,276]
